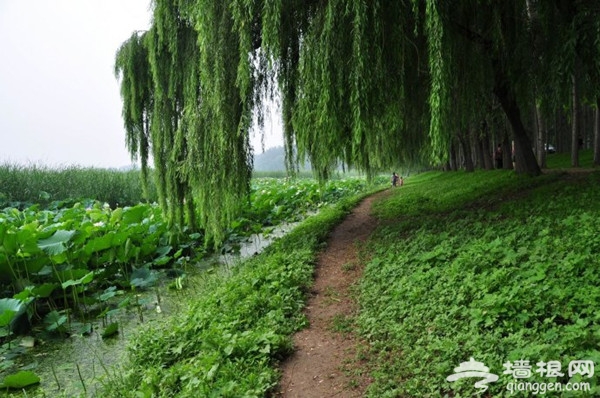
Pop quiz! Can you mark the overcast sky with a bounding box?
[0,1,282,169]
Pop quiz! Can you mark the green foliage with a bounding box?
[0,177,379,334]
[101,322,119,339]
[244,177,379,227]
[0,177,380,396]
[0,370,40,390]
[0,299,24,337]
[252,170,313,179]
[278,0,428,178]
[358,171,600,396]
[99,186,382,397]
[0,201,172,287]
[545,149,595,169]
[114,0,600,238]
[115,0,255,244]
[114,0,432,244]
[0,163,158,208]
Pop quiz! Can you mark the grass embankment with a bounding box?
[358,170,600,396]
[545,148,594,169]
[99,186,384,397]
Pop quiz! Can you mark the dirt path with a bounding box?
[275,190,389,398]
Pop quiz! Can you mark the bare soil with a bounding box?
[274,190,390,398]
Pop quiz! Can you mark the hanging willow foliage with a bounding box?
[114,31,152,196]
[115,0,600,240]
[115,0,432,242]
[424,1,598,174]
[115,0,255,244]
[261,0,431,179]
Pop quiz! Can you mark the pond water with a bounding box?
[1,221,301,397]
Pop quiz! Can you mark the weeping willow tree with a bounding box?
[427,0,600,175]
[115,0,255,244]
[115,0,432,241]
[115,0,600,239]
[261,0,432,179]
[537,0,600,167]
[424,1,547,174]
[515,0,600,170]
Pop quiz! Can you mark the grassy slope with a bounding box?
[98,187,383,398]
[359,170,600,397]
[545,148,594,169]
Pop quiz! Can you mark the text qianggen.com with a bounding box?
[506,381,590,395]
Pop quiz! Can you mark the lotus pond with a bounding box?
[0,176,385,395]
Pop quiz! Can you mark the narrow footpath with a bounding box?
[275,190,389,398]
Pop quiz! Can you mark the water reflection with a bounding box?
[2,220,301,397]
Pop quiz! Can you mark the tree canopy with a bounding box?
[115,0,600,241]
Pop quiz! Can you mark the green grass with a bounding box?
[545,149,595,169]
[96,187,384,397]
[0,175,386,397]
[358,170,600,396]
[372,170,555,219]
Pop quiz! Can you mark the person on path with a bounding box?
[391,172,399,187]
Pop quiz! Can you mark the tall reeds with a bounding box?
[0,162,158,207]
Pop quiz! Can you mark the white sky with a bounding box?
[0,0,282,169]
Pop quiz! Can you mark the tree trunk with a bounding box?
[502,127,512,170]
[481,129,493,170]
[582,106,590,149]
[449,141,458,171]
[493,74,541,175]
[474,133,485,169]
[571,72,580,167]
[525,0,546,169]
[459,130,475,172]
[472,123,492,170]
[594,99,600,166]
[558,111,568,153]
[535,105,547,168]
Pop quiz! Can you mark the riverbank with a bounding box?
[96,187,384,397]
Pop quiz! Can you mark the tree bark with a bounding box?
[502,127,512,170]
[492,71,541,175]
[594,99,600,166]
[449,141,458,171]
[481,128,493,170]
[571,72,580,167]
[535,105,547,168]
[474,133,485,169]
[459,130,475,172]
